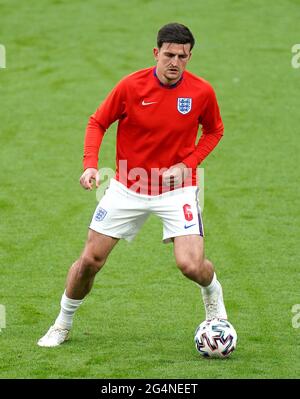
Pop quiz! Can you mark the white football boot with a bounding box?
[202,280,228,321]
[37,325,70,347]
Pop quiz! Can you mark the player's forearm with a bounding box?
[83,115,105,170]
[183,128,224,169]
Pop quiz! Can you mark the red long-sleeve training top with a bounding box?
[83,67,224,195]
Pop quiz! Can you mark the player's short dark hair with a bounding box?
[157,23,195,50]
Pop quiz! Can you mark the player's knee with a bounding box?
[79,253,106,276]
[176,256,204,279]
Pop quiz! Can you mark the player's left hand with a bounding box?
[162,162,190,187]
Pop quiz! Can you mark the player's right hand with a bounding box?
[79,168,100,190]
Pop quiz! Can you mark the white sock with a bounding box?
[54,291,83,330]
[200,272,218,296]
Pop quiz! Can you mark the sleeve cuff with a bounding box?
[83,156,98,171]
[182,154,199,170]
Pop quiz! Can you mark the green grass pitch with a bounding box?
[0,0,299,379]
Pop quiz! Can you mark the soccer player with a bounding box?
[38,23,227,347]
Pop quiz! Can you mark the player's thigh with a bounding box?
[173,234,204,267]
[154,186,204,243]
[90,179,149,241]
[82,229,119,263]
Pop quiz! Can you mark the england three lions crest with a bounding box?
[177,98,192,114]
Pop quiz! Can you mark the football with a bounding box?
[194,319,237,358]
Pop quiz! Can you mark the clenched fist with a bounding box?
[162,162,191,188]
[79,168,100,190]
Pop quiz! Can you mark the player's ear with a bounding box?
[153,47,159,61]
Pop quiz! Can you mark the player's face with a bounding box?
[153,42,192,85]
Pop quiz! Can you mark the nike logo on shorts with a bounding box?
[184,223,197,229]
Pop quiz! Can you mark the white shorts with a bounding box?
[89,178,204,243]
